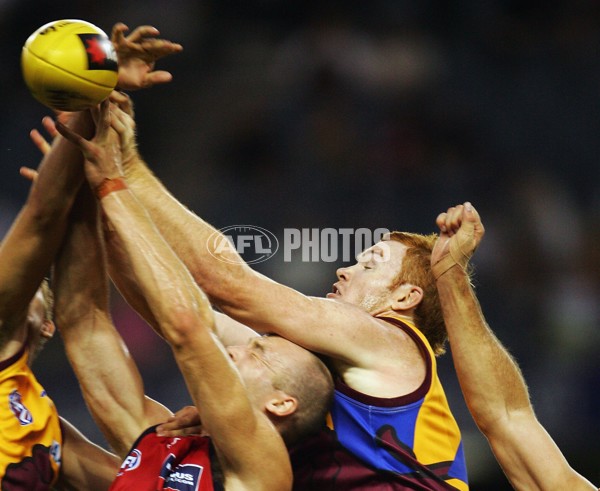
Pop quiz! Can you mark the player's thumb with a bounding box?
[462,202,476,232]
[466,201,484,234]
[145,71,174,88]
[460,202,483,255]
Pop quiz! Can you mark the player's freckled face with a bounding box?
[328,240,406,313]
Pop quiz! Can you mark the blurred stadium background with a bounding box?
[1,1,599,488]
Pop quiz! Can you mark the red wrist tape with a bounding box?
[95,177,127,200]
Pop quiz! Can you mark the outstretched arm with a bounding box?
[432,202,596,491]
[0,111,92,358]
[106,95,418,398]
[7,17,182,356]
[26,99,259,350]
[56,101,292,490]
[53,182,172,459]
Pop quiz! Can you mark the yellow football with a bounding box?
[21,19,118,111]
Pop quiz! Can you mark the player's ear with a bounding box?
[390,284,423,313]
[265,392,297,417]
[40,320,56,339]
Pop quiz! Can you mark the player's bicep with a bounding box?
[221,271,387,365]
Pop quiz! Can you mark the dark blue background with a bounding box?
[2,1,599,488]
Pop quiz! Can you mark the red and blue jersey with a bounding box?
[109,426,223,491]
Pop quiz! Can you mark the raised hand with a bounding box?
[431,202,484,279]
[55,100,123,190]
[30,117,57,155]
[112,23,183,91]
[23,113,73,181]
[29,110,75,156]
[108,91,138,167]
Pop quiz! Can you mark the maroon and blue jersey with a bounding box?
[290,314,468,490]
[0,347,62,490]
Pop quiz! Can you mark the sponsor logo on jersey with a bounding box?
[160,456,203,491]
[120,449,142,473]
[9,389,33,425]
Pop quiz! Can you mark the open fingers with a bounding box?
[111,22,129,45]
[19,166,38,182]
[143,70,173,87]
[55,120,97,162]
[29,129,51,155]
[30,116,59,155]
[41,116,58,139]
[126,25,160,43]
[139,38,184,58]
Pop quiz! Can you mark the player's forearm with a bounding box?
[100,188,214,345]
[54,188,150,455]
[63,315,144,455]
[436,266,531,432]
[120,157,302,342]
[58,289,154,458]
[122,155,250,303]
[59,293,164,459]
[105,225,255,343]
[58,416,120,491]
[103,218,164,338]
[27,111,93,222]
[0,113,94,327]
[98,188,254,440]
[53,186,108,330]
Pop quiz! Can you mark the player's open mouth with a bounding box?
[326,284,341,298]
